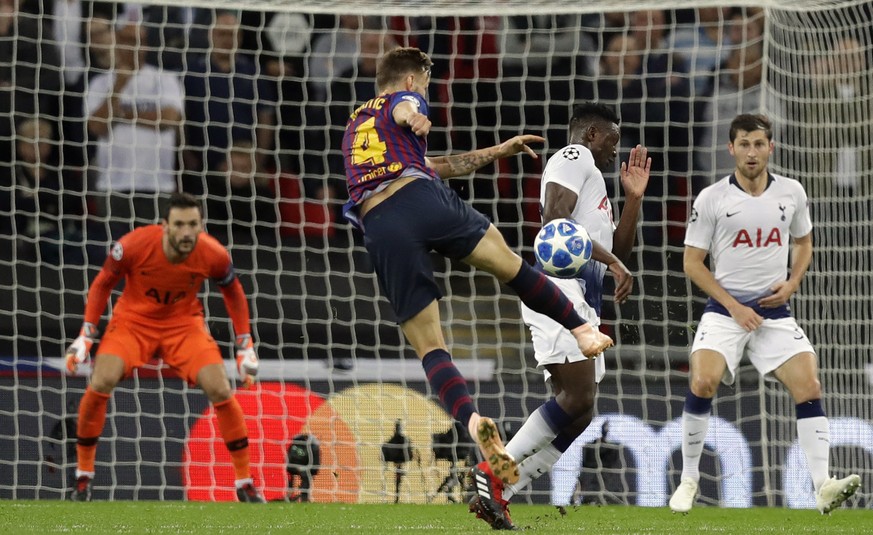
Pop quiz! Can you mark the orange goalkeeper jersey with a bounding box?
[86,225,239,325]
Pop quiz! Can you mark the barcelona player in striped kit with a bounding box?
[341,47,614,490]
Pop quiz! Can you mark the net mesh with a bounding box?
[0,1,871,506]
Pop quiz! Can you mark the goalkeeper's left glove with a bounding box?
[235,334,258,388]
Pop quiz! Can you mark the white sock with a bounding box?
[680,411,711,482]
[505,407,560,463]
[467,413,481,443]
[797,416,830,491]
[235,477,253,489]
[75,469,95,479]
[503,444,562,501]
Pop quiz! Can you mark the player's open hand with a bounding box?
[65,323,98,374]
[497,135,546,159]
[235,334,259,389]
[608,261,633,305]
[619,145,651,200]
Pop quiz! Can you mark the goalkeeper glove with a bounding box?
[235,334,258,388]
[65,322,98,374]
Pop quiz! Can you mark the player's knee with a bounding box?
[792,377,822,403]
[204,384,233,404]
[89,354,125,393]
[89,369,122,394]
[559,388,595,419]
[689,375,719,398]
[466,228,521,282]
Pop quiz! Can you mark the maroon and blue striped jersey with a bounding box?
[342,91,440,209]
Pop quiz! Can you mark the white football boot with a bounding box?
[669,477,700,514]
[816,474,861,514]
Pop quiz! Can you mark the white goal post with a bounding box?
[0,0,870,507]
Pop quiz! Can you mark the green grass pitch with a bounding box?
[1,502,871,534]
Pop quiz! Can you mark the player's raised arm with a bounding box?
[426,134,545,179]
[613,144,651,261]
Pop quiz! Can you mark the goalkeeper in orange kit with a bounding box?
[64,192,264,503]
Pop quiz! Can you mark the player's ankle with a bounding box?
[467,413,481,440]
[570,323,592,336]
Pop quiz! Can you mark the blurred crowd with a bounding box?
[1,2,871,266]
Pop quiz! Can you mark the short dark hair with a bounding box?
[162,192,203,220]
[569,102,620,135]
[729,113,772,142]
[376,47,432,92]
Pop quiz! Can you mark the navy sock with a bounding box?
[421,349,476,427]
[551,430,577,453]
[796,399,825,419]
[506,262,584,331]
[683,392,713,415]
[540,398,576,433]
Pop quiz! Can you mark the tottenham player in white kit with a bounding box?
[669,114,861,515]
[468,103,651,530]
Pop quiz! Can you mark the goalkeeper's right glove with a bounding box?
[65,322,98,374]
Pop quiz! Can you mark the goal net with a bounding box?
[1,0,870,507]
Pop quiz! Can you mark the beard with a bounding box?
[169,235,196,255]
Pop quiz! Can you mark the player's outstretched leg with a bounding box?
[816,474,861,514]
[468,462,518,531]
[669,478,700,514]
[506,262,612,358]
[474,416,519,486]
[419,348,517,484]
[70,475,93,502]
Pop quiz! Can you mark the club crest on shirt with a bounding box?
[110,242,124,261]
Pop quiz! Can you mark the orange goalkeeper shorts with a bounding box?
[96,314,224,385]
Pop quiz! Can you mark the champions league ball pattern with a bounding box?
[534,218,593,278]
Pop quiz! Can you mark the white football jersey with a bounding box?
[85,65,184,193]
[539,144,615,312]
[684,173,812,303]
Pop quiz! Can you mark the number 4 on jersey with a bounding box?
[351,117,387,165]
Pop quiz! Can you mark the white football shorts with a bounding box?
[520,276,606,384]
[691,312,816,385]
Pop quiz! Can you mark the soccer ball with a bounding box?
[534,218,593,278]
